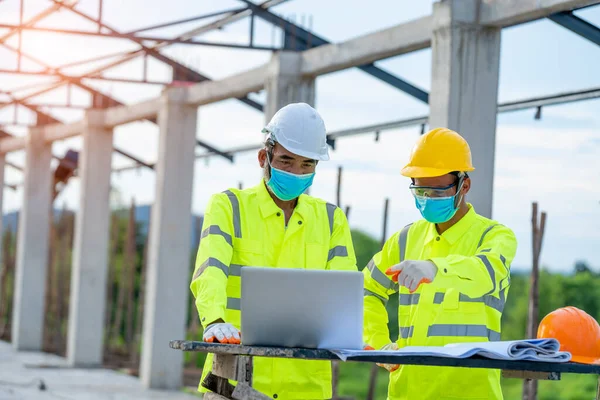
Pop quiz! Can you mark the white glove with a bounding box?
[203,322,241,344]
[387,260,437,293]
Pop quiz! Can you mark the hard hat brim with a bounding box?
[262,128,330,161]
[570,355,600,365]
[400,165,474,178]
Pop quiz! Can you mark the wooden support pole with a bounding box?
[131,216,150,366]
[331,165,343,399]
[523,201,547,400]
[336,166,342,207]
[125,199,137,348]
[44,209,56,353]
[381,198,389,247]
[366,364,379,400]
[0,230,13,338]
[367,197,391,400]
[104,213,119,350]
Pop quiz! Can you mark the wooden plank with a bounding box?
[231,382,272,400]
[202,372,235,397]
[205,392,231,400]
[237,356,253,385]
[213,354,238,380]
[169,341,600,375]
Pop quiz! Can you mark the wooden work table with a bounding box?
[170,340,600,400]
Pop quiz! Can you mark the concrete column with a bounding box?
[264,51,316,122]
[12,129,52,351]
[429,0,501,219]
[140,87,197,389]
[67,111,113,366]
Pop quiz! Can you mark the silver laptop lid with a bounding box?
[240,267,363,350]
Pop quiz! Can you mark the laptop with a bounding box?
[240,267,364,350]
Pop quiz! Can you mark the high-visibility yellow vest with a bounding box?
[190,181,357,400]
[363,204,517,400]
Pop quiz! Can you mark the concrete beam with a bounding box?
[265,52,316,122]
[43,120,85,143]
[480,0,600,27]
[104,98,161,128]
[0,136,27,154]
[301,15,432,77]
[185,65,267,106]
[66,111,113,367]
[12,129,52,350]
[429,0,501,219]
[140,88,197,389]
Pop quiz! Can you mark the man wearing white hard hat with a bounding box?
[190,103,358,399]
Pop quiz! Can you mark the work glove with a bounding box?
[363,343,400,372]
[385,260,437,293]
[203,322,241,344]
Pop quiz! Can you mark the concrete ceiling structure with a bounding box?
[1,0,600,393]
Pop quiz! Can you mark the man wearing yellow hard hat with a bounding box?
[362,127,518,399]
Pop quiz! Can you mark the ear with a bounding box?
[258,148,267,168]
[461,177,471,195]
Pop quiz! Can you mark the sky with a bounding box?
[0,0,599,273]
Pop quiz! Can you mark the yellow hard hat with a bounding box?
[401,127,475,178]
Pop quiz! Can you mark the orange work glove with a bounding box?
[203,322,241,344]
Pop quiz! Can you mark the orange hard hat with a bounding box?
[537,306,600,365]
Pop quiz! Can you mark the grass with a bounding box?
[336,362,599,400]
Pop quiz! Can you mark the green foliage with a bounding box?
[350,229,381,271]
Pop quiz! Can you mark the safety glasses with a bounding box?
[409,181,460,198]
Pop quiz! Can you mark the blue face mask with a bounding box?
[266,156,315,201]
[413,192,461,224]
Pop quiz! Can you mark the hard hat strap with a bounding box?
[453,174,466,209]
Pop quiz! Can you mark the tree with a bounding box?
[351,229,381,271]
[574,260,592,275]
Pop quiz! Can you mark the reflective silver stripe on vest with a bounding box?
[400,326,414,339]
[461,293,505,313]
[328,246,348,261]
[227,297,241,311]
[326,203,337,235]
[367,259,398,292]
[364,288,387,305]
[499,286,507,305]
[477,254,496,296]
[427,324,501,341]
[201,225,232,246]
[229,264,244,276]
[398,223,412,262]
[224,190,241,238]
[433,292,445,304]
[399,293,420,306]
[500,254,507,267]
[477,224,498,248]
[193,257,228,279]
[432,292,505,313]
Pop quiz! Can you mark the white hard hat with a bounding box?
[262,102,330,161]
